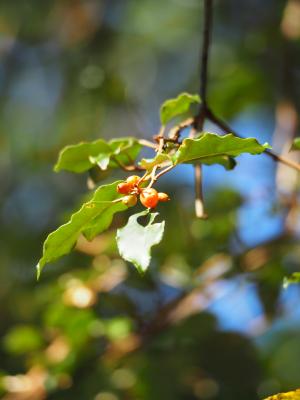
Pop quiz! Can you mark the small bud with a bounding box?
[158,192,170,202]
[122,195,138,207]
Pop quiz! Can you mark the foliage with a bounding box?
[264,389,300,400]
[37,93,269,276]
[1,1,300,399]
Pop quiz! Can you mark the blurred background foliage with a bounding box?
[1,0,300,399]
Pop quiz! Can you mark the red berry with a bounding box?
[122,195,137,207]
[140,188,159,209]
[117,182,131,195]
[158,192,170,202]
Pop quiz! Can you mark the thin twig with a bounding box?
[138,139,157,150]
[206,108,300,173]
[154,164,176,181]
[192,0,213,219]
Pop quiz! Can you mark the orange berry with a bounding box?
[122,195,137,207]
[126,175,140,187]
[117,182,131,195]
[140,188,159,209]
[158,192,170,202]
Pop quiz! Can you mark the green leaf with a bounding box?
[291,137,300,151]
[116,211,165,273]
[173,133,270,169]
[139,153,172,170]
[160,93,201,125]
[264,389,300,400]
[37,181,127,278]
[54,137,142,173]
[283,272,300,288]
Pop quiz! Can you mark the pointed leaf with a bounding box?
[37,181,127,277]
[173,133,270,169]
[116,211,165,273]
[54,137,142,173]
[291,137,300,151]
[160,93,201,125]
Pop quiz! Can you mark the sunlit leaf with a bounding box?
[116,211,165,273]
[139,153,172,170]
[54,137,142,173]
[160,92,200,125]
[283,272,300,288]
[37,181,127,278]
[173,133,270,169]
[291,137,300,151]
[264,389,300,400]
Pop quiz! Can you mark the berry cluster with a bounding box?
[117,175,170,209]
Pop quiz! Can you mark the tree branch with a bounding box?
[191,0,213,219]
[206,108,300,173]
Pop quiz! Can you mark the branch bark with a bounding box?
[191,0,213,219]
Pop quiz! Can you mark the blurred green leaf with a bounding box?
[264,389,300,399]
[3,325,43,355]
[160,93,200,125]
[54,137,142,173]
[104,317,133,341]
[116,210,165,273]
[291,138,300,151]
[173,133,270,169]
[283,272,300,289]
[37,181,127,277]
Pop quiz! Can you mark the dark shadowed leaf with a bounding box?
[116,211,165,273]
[160,93,200,125]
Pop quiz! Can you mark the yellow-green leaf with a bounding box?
[291,138,300,151]
[264,389,300,400]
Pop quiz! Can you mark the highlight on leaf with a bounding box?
[116,210,165,274]
[263,389,300,400]
[283,272,300,289]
